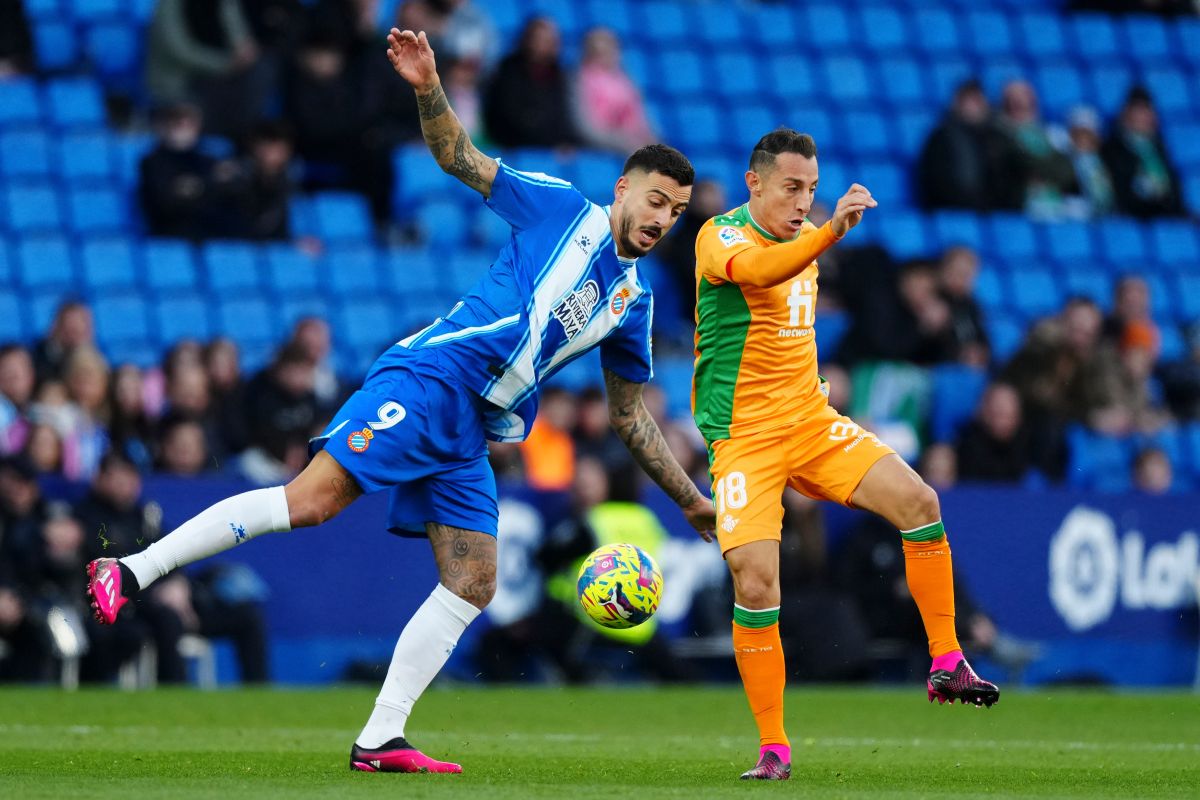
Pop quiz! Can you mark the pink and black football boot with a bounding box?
[86,558,129,625]
[739,746,791,780]
[928,652,1000,707]
[350,737,462,774]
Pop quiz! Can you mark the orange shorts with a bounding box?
[707,404,895,554]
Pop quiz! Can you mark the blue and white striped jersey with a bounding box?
[369,160,654,443]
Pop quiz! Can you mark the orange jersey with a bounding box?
[691,204,840,443]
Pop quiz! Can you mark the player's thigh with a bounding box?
[847,453,941,531]
[427,523,497,609]
[284,450,363,528]
[786,405,895,507]
[708,433,790,556]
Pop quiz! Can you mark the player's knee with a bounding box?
[446,571,496,610]
[906,481,941,528]
[284,493,343,529]
[730,568,779,609]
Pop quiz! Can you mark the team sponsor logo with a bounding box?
[575,234,592,253]
[718,226,747,247]
[721,514,739,533]
[610,287,631,315]
[347,427,374,453]
[552,280,600,339]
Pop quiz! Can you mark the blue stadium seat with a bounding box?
[806,4,852,50]
[313,191,373,241]
[380,247,435,296]
[0,239,9,284]
[1159,324,1185,362]
[965,10,1013,57]
[641,1,690,44]
[987,214,1039,262]
[93,293,151,347]
[528,0,585,40]
[1045,222,1094,266]
[656,48,707,97]
[1177,18,1200,67]
[841,111,890,157]
[822,55,873,106]
[1034,63,1087,117]
[1098,219,1147,264]
[67,186,129,234]
[766,54,817,103]
[44,78,106,128]
[57,130,115,182]
[712,52,763,99]
[1140,65,1193,116]
[279,295,331,330]
[913,8,960,54]
[1086,64,1134,117]
[1143,273,1175,323]
[0,129,51,178]
[215,297,277,350]
[71,0,122,22]
[143,239,198,294]
[1123,15,1175,64]
[5,183,62,232]
[620,47,652,92]
[326,245,381,297]
[17,235,75,289]
[725,104,778,152]
[985,318,1025,362]
[857,160,907,206]
[32,21,79,73]
[29,289,66,337]
[876,57,928,108]
[334,297,398,356]
[202,241,262,293]
[264,244,321,296]
[1017,11,1066,59]
[668,103,723,152]
[895,109,935,159]
[929,56,973,106]
[981,58,1026,99]
[1009,268,1062,320]
[155,296,211,344]
[1175,274,1200,323]
[1067,427,1133,492]
[1186,423,1200,477]
[749,2,801,50]
[0,80,40,127]
[650,357,694,421]
[814,310,848,363]
[879,209,931,259]
[1163,122,1200,169]
[393,144,474,213]
[85,20,141,83]
[1186,175,1200,217]
[816,161,847,204]
[445,249,491,296]
[694,2,746,46]
[860,6,908,53]
[1070,14,1120,63]
[81,238,138,290]
[1064,267,1113,309]
[570,151,624,202]
[973,269,1005,312]
[932,211,983,250]
[930,364,987,443]
[0,293,23,343]
[1151,220,1200,269]
[416,199,470,249]
[474,204,512,250]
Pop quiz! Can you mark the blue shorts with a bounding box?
[310,361,498,538]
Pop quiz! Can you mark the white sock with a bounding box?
[356,584,481,748]
[120,487,291,590]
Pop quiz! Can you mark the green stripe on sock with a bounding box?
[900,520,945,542]
[733,605,779,628]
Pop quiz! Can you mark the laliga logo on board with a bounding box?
[1048,505,1199,631]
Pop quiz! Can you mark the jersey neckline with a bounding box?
[735,203,799,244]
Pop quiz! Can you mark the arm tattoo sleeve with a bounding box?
[414,84,494,195]
[603,369,705,509]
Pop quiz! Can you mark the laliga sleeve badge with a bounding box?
[347,427,375,453]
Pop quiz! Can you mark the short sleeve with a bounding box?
[696,220,758,283]
[485,159,588,231]
[600,293,654,383]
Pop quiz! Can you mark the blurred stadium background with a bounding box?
[0,0,1198,694]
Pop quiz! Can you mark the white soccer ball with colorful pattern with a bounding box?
[576,543,663,629]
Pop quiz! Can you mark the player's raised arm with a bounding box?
[726,184,876,288]
[387,28,498,196]
[603,369,716,542]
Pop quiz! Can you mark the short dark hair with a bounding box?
[749,128,817,173]
[622,144,694,186]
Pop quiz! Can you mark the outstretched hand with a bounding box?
[831,183,877,238]
[683,496,717,543]
[386,28,438,92]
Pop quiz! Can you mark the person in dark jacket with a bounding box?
[1101,86,1184,218]
[483,16,579,148]
[956,382,1034,483]
[138,104,220,239]
[0,0,33,76]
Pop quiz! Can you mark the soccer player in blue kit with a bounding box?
[86,29,716,773]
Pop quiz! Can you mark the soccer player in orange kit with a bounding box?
[692,130,999,781]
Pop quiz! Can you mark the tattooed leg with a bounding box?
[427,524,497,609]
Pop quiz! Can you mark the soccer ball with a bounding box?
[576,543,663,629]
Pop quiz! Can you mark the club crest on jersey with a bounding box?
[552,280,600,339]
[347,427,374,453]
[610,287,631,315]
[718,226,747,247]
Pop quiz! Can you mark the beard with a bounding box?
[618,210,662,257]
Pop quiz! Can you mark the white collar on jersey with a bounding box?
[603,205,639,267]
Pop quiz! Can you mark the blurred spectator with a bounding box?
[108,364,155,472]
[1081,320,1169,436]
[572,28,655,154]
[146,0,266,139]
[430,0,498,67]
[956,382,1033,483]
[224,121,296,240]
[918,443,958,490]
[519,388,576,492]
[60,346,112,482]
[238,344,320,483]
[0,0,33,77]
[158,416,213,476]
[1068,0,1197,15]
[0,580,47,681]
[1064,106,1116,218]
[204,338,250,453]
[33,301,95,385]
[0,456,54,560]
[1102,275,1159,348]
[998,80,1076,217]
[75,453,161,562]
[1102,86,1184,218]
[874,261,958,365]
[937,246,990,367]
[0,345,35,456]
[241,0,305,52]
[1159,322,1200,420]
[572,387,632,472]
[162,359,224,459]
[655,179,728,332]
[21,424,63,478]
[918,79,1022,211]
[483,17,579,148]
[1132,447,1175,495]
[439,56,486,138]
[287,318,341,410]
[139,104,219,240]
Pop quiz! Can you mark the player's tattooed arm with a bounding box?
[428,524,498,609]
[604,369,716,541]
[386,28,498,195]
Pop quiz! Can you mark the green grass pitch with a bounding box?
[1,686,1196,798]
